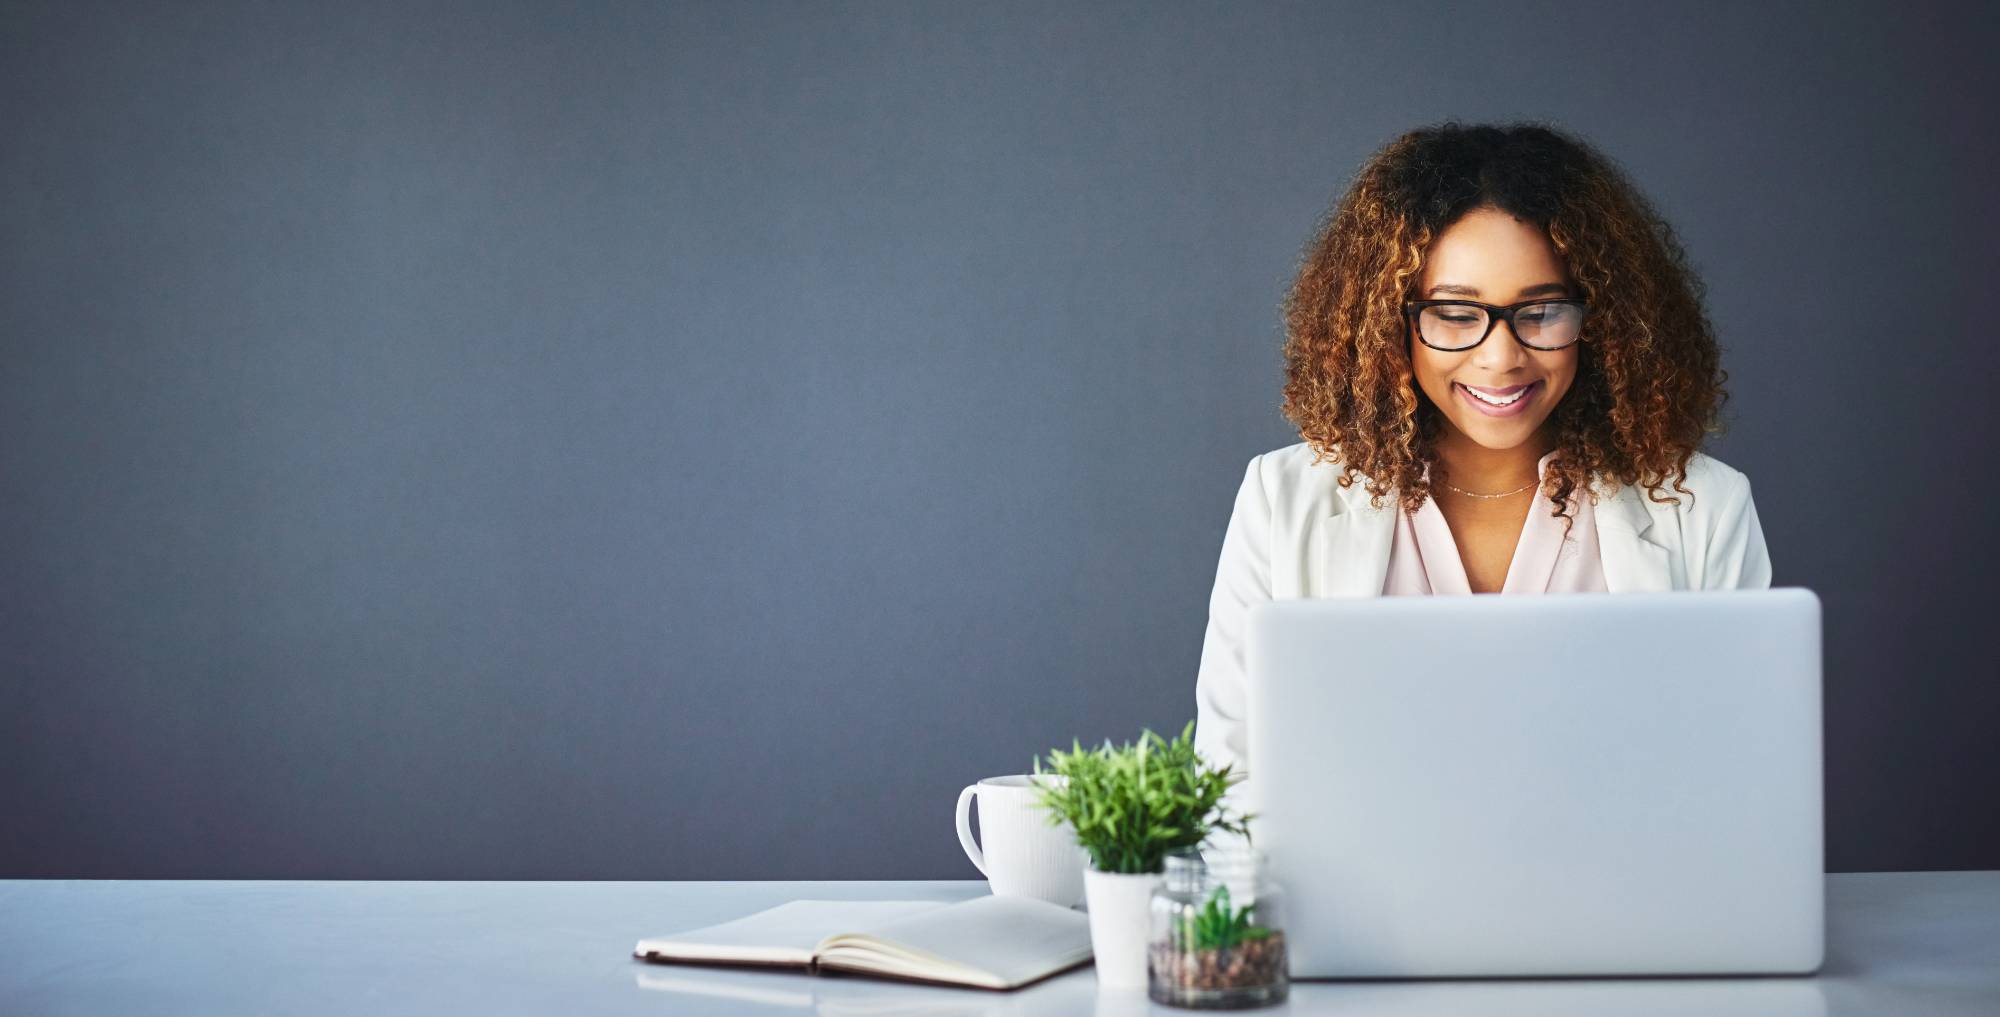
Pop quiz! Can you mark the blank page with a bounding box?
[635,900,946,964]
[825,895,1092,987]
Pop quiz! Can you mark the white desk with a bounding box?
[2,872,1995,1015]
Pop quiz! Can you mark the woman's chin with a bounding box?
[1442,411,1551,450]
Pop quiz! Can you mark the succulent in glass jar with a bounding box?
[1149,849,1288,1007]
[1185,883,1270,951]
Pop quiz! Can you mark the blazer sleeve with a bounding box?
[1194,453,1273,837]
[1701,469,1774,590]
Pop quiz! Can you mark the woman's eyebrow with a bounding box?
[1426,282,1571,298]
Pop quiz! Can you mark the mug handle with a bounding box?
[955,784,988,876]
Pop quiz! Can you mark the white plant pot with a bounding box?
[1083,867,1162,991]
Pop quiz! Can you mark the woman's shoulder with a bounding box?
[1595,450,1752,502]
[1679,450,1751,488]
[1612,450,1756,526]
[1248,439,1336,476]
[1242,440,1349,488]
[1237,440,1381,516]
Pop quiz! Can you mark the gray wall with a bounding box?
[3,0,1994,879]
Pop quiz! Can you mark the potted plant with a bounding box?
[1030,720,1251,991]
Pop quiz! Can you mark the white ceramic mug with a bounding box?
[954,775,1088,908]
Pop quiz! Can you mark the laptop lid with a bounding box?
[1245,588,1824,978]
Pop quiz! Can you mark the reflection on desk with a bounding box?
[636,963,1828,1017]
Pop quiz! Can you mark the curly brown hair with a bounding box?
[1281,120,1730,532]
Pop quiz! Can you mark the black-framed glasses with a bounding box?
[1402,298,1590,352]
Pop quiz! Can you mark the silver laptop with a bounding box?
[1245,588,1823,978]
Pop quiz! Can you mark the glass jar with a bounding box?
[1147,845,1289,1009]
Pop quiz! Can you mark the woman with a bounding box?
[1193,121,1773,814]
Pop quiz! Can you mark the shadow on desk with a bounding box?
[636,965,1828,1017]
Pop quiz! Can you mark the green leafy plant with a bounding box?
[1181,882,1272,951]
[1030,720,1252,875]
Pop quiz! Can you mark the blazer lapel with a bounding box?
[1318,486,1399,597]
[1592,478,1675,592]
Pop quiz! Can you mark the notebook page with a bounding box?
[814,938,1000,988]
[823,894,1093,988]
[634,900,946,964]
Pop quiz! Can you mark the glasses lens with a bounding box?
[1515,301,1583,348]
[1417,305,1490,350]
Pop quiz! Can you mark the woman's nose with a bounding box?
[1472,317,1533,369]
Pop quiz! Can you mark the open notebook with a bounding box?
[632,896,1094,991]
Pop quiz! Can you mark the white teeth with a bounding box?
[1462,384,1528,406]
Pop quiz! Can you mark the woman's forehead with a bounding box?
[1420,209,1567,293]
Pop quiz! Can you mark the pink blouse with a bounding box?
[1383,449,1608,595]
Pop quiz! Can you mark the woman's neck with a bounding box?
[1433,428,1556,495]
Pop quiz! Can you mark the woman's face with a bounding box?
[1409,206,1579,453]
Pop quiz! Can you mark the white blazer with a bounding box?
[1192,440,1774,815]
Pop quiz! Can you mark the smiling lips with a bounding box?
[1457,381,1538,415]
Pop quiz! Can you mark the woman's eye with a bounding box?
[1438,315,1480,325]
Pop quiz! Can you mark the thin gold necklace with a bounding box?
[1436,476,1539,499]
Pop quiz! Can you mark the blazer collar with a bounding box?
[1319,473,1673,596]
